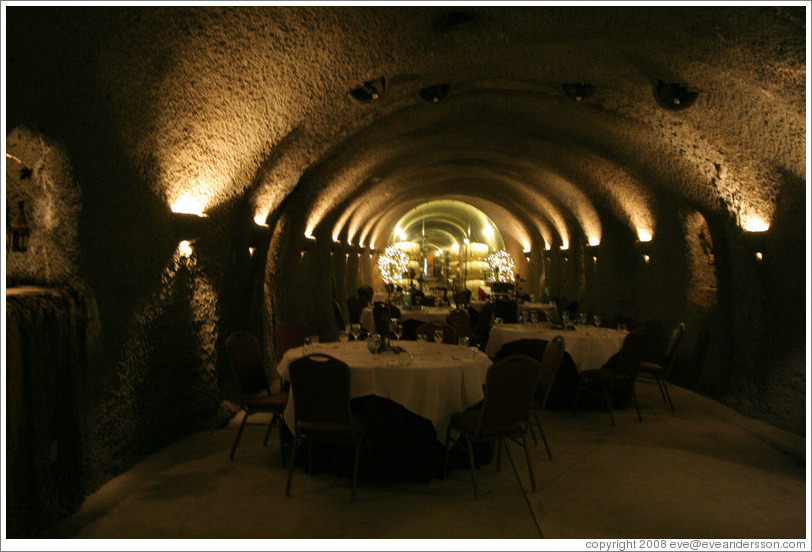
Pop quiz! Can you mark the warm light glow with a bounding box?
[304,233,316,240]
[483,224,494,241]
[742,215,770,232]
[485,250,516,283]
[545,243,551,251]
[178,240,193,257]
[637,229,653,242]
[248,247,255,256]
[253,214,267,226]
[171,196,206,216]
[592,256,597,263]
[588,237,600,247]
[643,254,650,263]
[463,238,470,245]
[755,251,763,261]
[377,246,410,284]
[395,226,407,240]
[560,244,569,251]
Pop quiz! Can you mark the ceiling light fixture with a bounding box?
[418,83,451,103]
[349,77,387,103]
[654,80,699,111]
[563,82,595,102]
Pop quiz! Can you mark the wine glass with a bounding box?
[303,335,313,355]
[530,311,539,325]
[434,329,444,343]
[578,312,587,326]
[394,323,403,340]
[562,311,571,329]
[593,314,602,327]
[350,323,361,341]
[416,333,427,353]
[366,333,381,354]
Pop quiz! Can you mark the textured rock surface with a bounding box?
[4,5,806,536]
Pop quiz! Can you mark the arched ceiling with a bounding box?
[8,6,806,250]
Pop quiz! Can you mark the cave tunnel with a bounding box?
[3,5,808,540]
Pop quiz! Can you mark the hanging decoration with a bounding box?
[486,250,516,283]
[377,245,410,285]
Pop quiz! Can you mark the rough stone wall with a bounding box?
[5,21,241,537]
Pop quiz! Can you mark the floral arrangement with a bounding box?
[485,250,516,283]
[377,245,410,284]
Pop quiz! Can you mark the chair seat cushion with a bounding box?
[639,361,665,373]
[247,391,289,412]
[450,409,524,438]
[298,415,366,443]
[580,369,632,385]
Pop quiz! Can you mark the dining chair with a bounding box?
[285,354,369,501]
[226,331,289,463]
[415,322,457,344]
[372,302,400,337]
[420,295,437,307]
[401,318,424,341]
[473,301,494,349]
[346,296,365,324]
[493,299,519,323]
[453,290,470,308]
[275,322,316,362]
[496,337,566,458]
[446,308,472,343]
[637,323,685,411]
[443,354,542,498]
[573,329,648,426]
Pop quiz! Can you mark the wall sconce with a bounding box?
[654,80,699,111]
[172,212,209,242]
[635,238,653,263]
[349,77,387,103]
[418,83,451,103]
[741,228,770,264]
[250,222,271,248]
[10,197,31,253]
[178,240,194,258]
[563,82,595,102]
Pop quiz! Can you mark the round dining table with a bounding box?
[276,339,491,441]
[485,322,628,371]
[360,305,454,332]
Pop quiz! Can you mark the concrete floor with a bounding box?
[43,382,807,543]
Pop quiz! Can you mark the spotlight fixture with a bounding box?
[563,82,595,102]
[418,83,451,104]
[172,212,209,242]
[349,77,387,103]
[654,80,699,111]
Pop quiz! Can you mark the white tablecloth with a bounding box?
[277,340,491,439]
[485,323,628,371]
[360,306,453,332]
[519,302,558,321]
